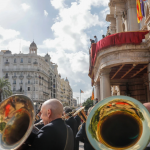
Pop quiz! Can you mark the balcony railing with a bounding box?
[4,76,9,78]
[13,90,24,94]
[26,75,32,79]
[12,76,17,79]
[5,62,9,65]
[19,75,24,79]
[33,62,38,65]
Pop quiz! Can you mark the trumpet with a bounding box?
[0,94,35,150]
[86,95,150,150]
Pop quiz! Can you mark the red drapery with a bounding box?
[91,31,149,67]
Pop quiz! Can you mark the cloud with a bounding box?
[101,7,110,19]
[0,26,20,41]
[50,0,66,9]
[45,0,107,52]
[44,10,48,17]
[21,3,30,11]
[0,26,30,53]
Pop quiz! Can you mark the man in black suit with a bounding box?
[65,108,78,150]
[24,99,74,150]
[76,107,94,150]
[74,115,81,128]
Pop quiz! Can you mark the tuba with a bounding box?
[86,95,150,150]
[0,94,35,150]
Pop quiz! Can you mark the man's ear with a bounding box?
[47,109,51,117]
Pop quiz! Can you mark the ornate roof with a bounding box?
[30,41,37,48]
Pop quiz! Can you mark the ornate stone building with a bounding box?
[89,0,150,104]
[0,41,73,110]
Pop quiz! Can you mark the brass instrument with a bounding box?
[0,94,35,150]
[34,120,43,126]
[62,112,74,120]
[86,95,150,150]
[73,107,87,130]
[73,107,87,122]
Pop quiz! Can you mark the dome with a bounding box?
[30,41,37,48]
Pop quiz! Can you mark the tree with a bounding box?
[0,78,12,102]
[82,97,93,111]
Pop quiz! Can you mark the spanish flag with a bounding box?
[91,88,94,100]
[136,0,143,23]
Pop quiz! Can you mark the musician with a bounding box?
[74,114,81,150]
[64,108,78,150]
[24,99,74,150]
[143,103,150,150]
[76,107,94,150]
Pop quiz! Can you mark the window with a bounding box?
[28,87,30,91]
[28,58,31,63]
[14,72,16,76]
[20,86,22,92]
[28,80,30,84]
[21,80,23,84]
[20,58,23,63]
[13,80,16,84]
[6,59,8,62]
[14,58,16,63]
[13,86,16,91]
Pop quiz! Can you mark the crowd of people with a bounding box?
[18,99,94,150]
[17,98,150,150]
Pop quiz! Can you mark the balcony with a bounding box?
[19,75,24,79]
[5,62,9,65]
[13,90,24,94]
[26,75,32,79]
[33,62,38,65]
[13,83,16,85]
[4,75,9,79]
[19,83,23,85]
[43,91,49,95]
[89,31,150,86]
[12,76,17,79]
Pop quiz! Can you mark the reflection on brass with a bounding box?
[0,95,35,150]
[88,99,143,150]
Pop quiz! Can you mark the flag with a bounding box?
[80,89,84,93]
[91,88,94,100]
[136,0,143,23]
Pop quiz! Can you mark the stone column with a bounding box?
[100,69,111,100]
[95,82,100,101]
[126,0,139,31]
[116,12,123,33]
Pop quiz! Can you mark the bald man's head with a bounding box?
[40,99,63,125]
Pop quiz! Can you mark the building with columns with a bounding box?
[89,0,150,104]
[0,41,73,110]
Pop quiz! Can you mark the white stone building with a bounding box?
[72,98,77,107]
[89,0,150,104]
[0,41,73,110]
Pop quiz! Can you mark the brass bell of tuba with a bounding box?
[86,95,150,150]
[0,94,35,150]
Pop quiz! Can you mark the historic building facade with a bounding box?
[89,0,150,104]
[0,41,73,110]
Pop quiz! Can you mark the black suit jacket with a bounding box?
[26,118,74,150]
[74,115,81,128]
[65,117,78,150]
[76,123,95,150]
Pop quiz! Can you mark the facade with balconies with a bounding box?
[0,41,73,109]
[89,0,150,104]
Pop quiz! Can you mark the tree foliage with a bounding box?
[82,97,93,111]
[0,78,12,102]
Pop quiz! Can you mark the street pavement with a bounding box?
[79,142,84,150]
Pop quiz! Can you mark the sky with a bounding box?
[0,0,109,104]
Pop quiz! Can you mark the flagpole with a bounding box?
[80,91,81,106]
